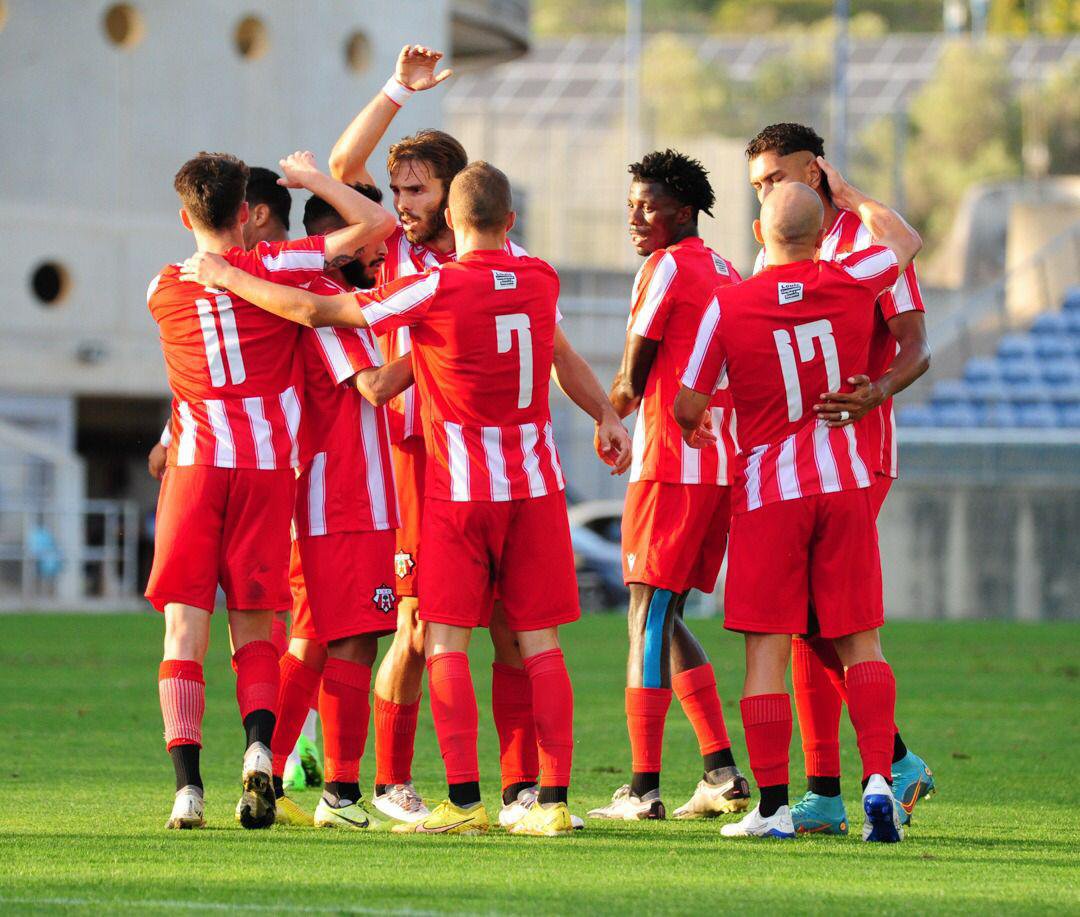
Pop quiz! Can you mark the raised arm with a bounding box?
[816,156,922,274]
[328,45,453,185]
[277,152,395,266]
[180,252,367,329]
[551,327,632,475]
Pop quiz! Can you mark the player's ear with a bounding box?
[250,202,268,227]
[806,157,822,191]
[752,219,764,245]
[444,207,455,233]
[179,209,193,232]
[678,204,693,227]
[505,211,516,234]
[238,200,250,227]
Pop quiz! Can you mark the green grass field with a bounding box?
[1,613,1078,915]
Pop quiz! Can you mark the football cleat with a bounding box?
[862,774,904,843]
[372,781,430,824]
[719,804,796,839]
[510,801,577,837]
[166,785,205,830]
[296,734,323,788]
[587,785,665,820]
[791,791,849,835]
[498,785,584,830]
[282,753,306,793]
[673,767,752,818]
[314,796,376,830]
[275,794,314,827]
[236,741,276,829]
[891,751,935,825]
[391,800,489,835]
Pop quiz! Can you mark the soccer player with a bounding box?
[147,150,394,830]
[328,44,629,826]
[589,150,750,821]
[675,180,922,842]
[181,161,628,836]
[269,185,415,830]
[745,123,935,833]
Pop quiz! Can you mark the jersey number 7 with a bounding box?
[496,313,533,409]
[773,319,838,422]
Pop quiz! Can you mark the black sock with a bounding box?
[892,731,909,764]
[538,786,568,806]
[807,775,841,798]
[502,781,535,806]
[273,775,284,799]
[704,748,736,775]
[325,781,361,804]
[243,709,275,749]
[758,784,789,818]
[630,771,660,798]
[170,743,202,792]
[449,781,482,808]
[374,783,387,797]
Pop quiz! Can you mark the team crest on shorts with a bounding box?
[395,551,415,579]
[372,584,397,614]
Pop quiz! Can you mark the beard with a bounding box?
[340,259,377,289]
[402,195,449,247]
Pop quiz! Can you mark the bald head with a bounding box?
[448,161,512,231]
[760,182,824,249]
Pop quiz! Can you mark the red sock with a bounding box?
[791,635,845,778]
[523,649,574,787]
[158,660,205,750]
[625,687,672,773]
[270,616,289,658]
[426,652,479,784]
[374,695,420,786]
[232,640,280,722]
[319,658,372,784]
[845,661,896,782]
[740,693,792,789]
[491,663,539,788]
[270,653,322,777]
[672,664,731,756]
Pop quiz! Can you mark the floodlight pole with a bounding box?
[831,0,850,173]
[625,0,643,164]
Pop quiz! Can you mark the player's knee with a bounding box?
[327,633,378,668]
[289,637,327,669]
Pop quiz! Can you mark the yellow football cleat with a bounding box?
[391,800,489,835]
[275,795,314,827]
[509,801,577,837]
[314,797,378,830]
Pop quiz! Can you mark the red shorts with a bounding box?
[145,465,294,613]
[391,436,426,598]
[621,480,731,593]
[870,474,893,519]
[724,488,883,639]
[289,530,398,643]
[419,490,580,631]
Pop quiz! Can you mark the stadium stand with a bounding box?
[899,287,1080,429]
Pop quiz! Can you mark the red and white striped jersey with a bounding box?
[148,237,326,469]
[376,224,528,444]
[292,276,398,538]
[359,249,564,502]
[683,246,900,514]
[754,208,925,478]
[626,236,741,486]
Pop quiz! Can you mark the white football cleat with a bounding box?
[372,782,430,824]
[862,773,904,843]
[166,785,205,830]
[236,741,275,829]
[673,767,752,818]
[587,785,665,820]
[498,785,584,829]
[719,804,796,839]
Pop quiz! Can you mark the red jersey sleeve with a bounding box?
[681,294,727,395]
[837,245,900,301]
[627,251,677,340]
[356,271,441,336]
[877,260,925,321]
[228,236,327,287]
[309,326,382,385]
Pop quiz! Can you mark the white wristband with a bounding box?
[382,77,415,108]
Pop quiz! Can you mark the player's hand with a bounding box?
[815,156,867,212]
[147,442,167,480]
[681,412,717,449]
[814,375,883,427]
[180,251,231,288]
[594,415,632,476]
[395,44,453,91]
[277,150,322,189]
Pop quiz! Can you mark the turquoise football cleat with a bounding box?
[790,790,849,835]
[892,751,935,826]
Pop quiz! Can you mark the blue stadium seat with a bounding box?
[964,357,1000,384]
[1040,359,1080,385]
[1032,312,1069,336]
[1062,311,1080,334]
[1050,385,1080,408]
[932,403,979,427]
[965,378,1009,405]
[897,404,936,428]
[931,378,969,405]
[1008,381,1053,408]
[1057,404,1080,428]
[1034,335,1073,360]
[1016,404,1059,428]
[980,403,1020,427]
[997,334,1037,360]
[999,358,1040,384]
[1063,287,1080,312]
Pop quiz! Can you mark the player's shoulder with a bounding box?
[699,243,740,283]
[633,248,677,293]
[832,244,897,278]
[147,263,190,307]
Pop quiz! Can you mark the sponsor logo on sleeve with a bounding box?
[778,282,804,305]
[711,253,730,276]
[493,270,518,290]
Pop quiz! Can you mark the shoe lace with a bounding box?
[388,783,424,812]
[611,784,631,802]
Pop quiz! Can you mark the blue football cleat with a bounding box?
[891,751,936,826]
[791,790,849,835]
[862,774,903,843]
